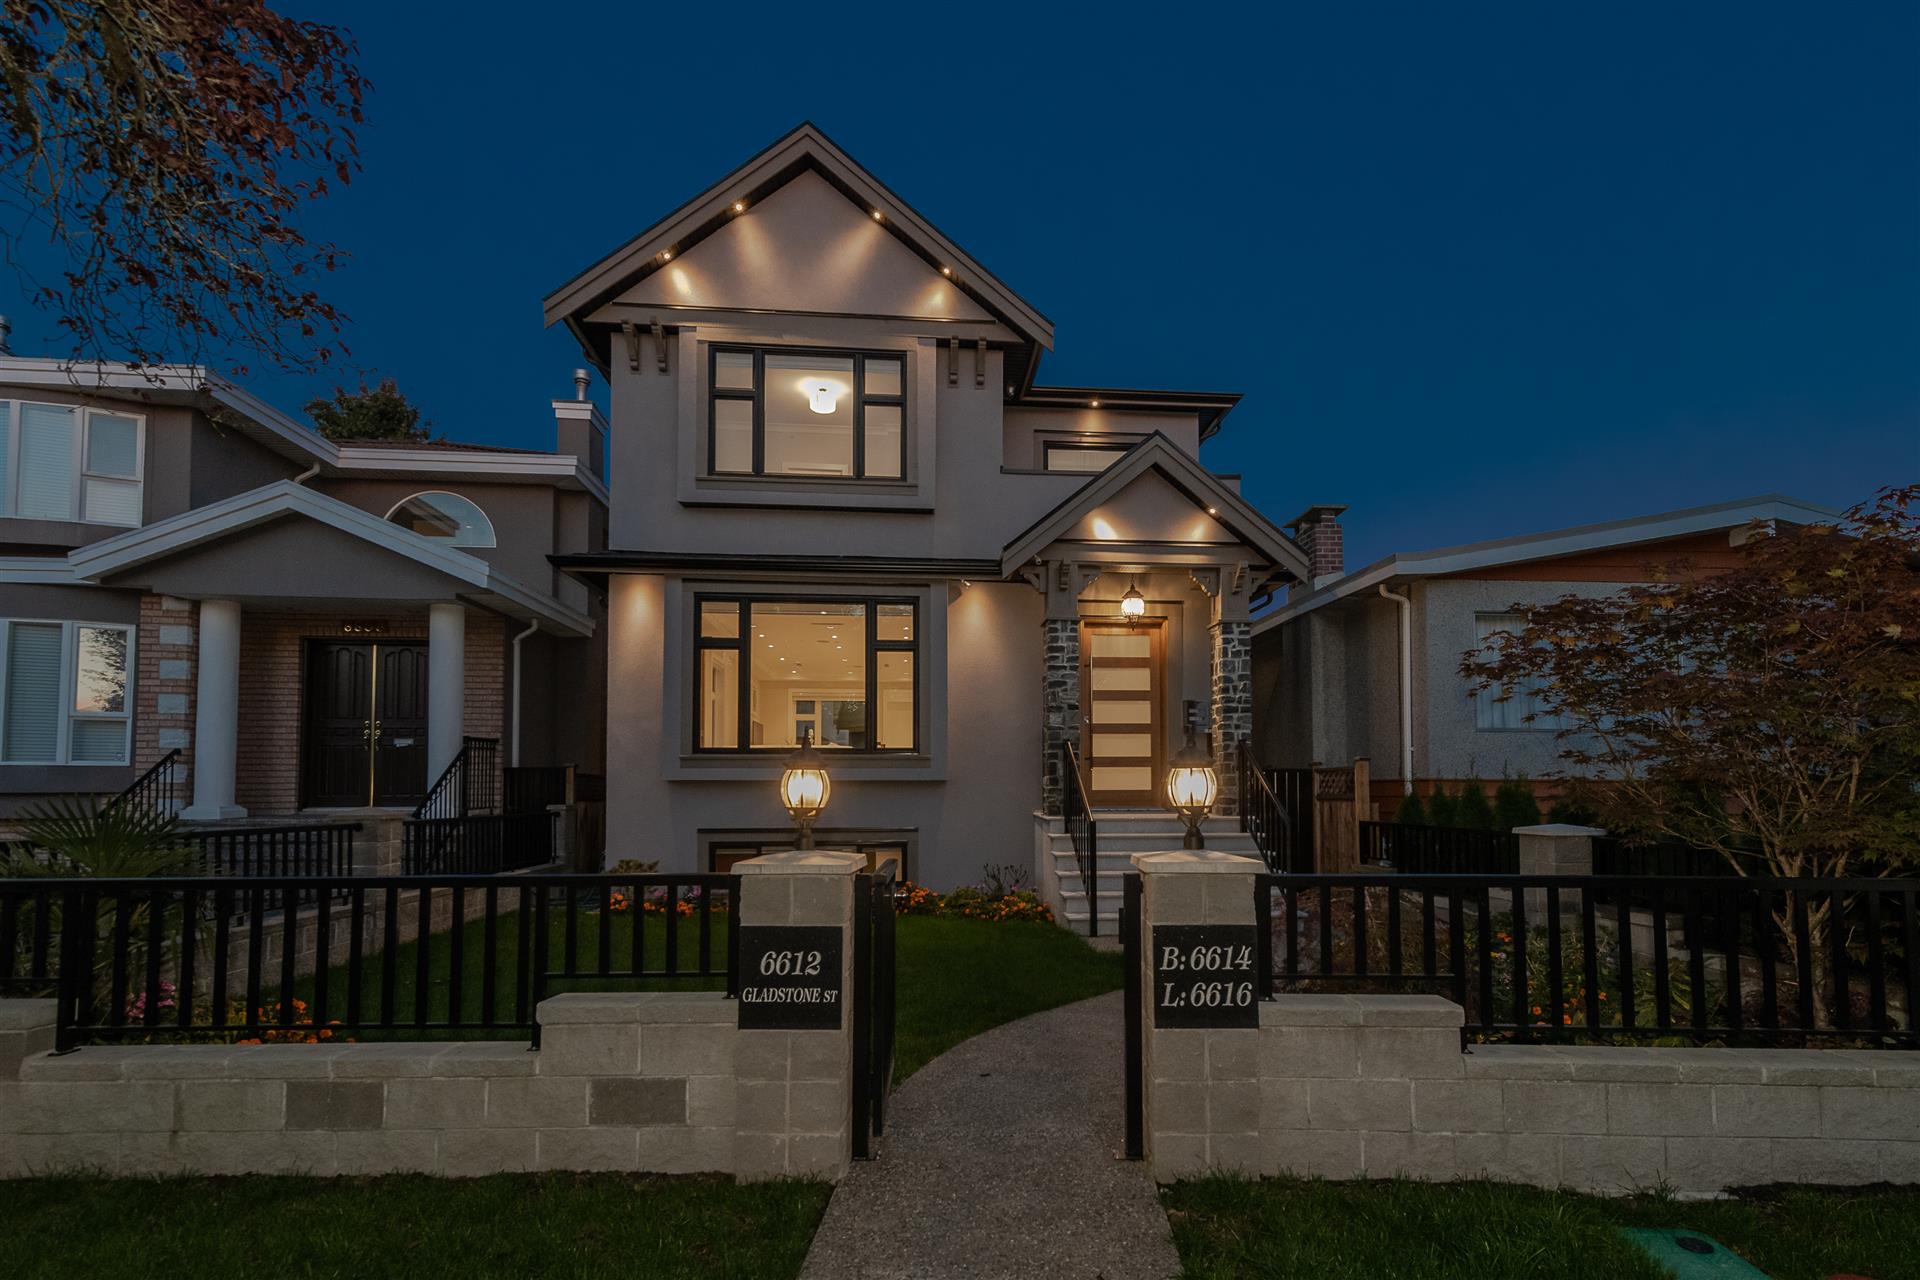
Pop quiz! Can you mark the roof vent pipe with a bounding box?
[572,368,590,401]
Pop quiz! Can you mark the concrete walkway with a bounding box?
[800,991,1180,1280]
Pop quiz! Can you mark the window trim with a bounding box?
[383,489,498,548]
[1042,438,1137,473]
[692,594,919,755]
[0,617,136,766]
[0,400,147,526]
[706,344,907,482]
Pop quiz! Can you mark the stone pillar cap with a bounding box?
[1511,823,1608,837]
[733,849,866,875]
[1130,849,1265,873]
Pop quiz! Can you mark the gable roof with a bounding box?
[999,434,1310,581]
[61,481,593,635]
[1253,493,1845,633]
[541,122,1054,382]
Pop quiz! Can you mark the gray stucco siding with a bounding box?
[604,573,1041,888]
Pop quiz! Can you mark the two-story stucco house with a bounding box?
[546,124,1309,922]
[0,358,607,824]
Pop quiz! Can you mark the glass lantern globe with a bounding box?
[779,731,832,849]
[1120,576,1146,619]
[1165,732,1219,849]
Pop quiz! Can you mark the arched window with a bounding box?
[385,491,496,547]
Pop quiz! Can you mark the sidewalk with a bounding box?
[800,991,1179,1280]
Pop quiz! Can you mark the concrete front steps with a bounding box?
[1035,811,1262,936]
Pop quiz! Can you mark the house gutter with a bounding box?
[1378,584,1414,795]
[510,618,539,766]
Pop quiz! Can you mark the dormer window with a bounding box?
[709,346,905,480]
[386,491,496,547]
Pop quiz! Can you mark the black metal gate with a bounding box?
[1121,871,1144,1160]
[851,867,898,1159]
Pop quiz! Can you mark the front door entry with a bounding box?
[1079,620,1164,807]
[301,641,430,808]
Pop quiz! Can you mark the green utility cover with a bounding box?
[1619,1230,1773,1279]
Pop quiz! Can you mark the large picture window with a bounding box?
[708,347,905,480]
[0,619,134,764]
[695,597,917,753]
[1472,613,1565,732]
[0,401,144,526]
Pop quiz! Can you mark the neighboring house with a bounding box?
[547,123,1308,908]
[1250,494,1842,811]
[0,358,608,822]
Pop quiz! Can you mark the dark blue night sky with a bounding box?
[6,3,1915,567]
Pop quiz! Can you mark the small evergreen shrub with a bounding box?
[1492,774,1542,831]
[1425,785,1458,828]
[1547,797,1601,826]
[1393,790,1427,825]
[1454,780,1495,830]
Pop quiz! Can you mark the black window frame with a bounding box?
[707,345,907,481]
[693,595,920,754]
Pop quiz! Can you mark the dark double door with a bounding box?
[302,641,430,808]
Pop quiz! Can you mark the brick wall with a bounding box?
[133,596,199,793]
[233,609,506,814]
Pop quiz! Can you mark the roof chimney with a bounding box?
[572,368,590,401]
[1286,505,1349,587]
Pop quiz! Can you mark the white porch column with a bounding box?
[180,599,246,820]
[427,602,466,783]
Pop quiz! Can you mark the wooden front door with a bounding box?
[301,641,430,808]
[1079,620,1164,807]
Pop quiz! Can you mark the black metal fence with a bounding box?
[503,765,572,814]
[1256,872,1918,1048]
[1239,741,1313,873]
[851,866,897,1160]
[108,749,182,819]
[1360,821,1520,874]
[0,873,739,1050]
[403,811,561,876]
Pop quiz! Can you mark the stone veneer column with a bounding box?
[1041,617,1081,816]
[1209,617,1252,817]
[731,849,864,1181]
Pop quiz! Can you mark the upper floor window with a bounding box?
[694,596,917,753]
[1472,613,1566,732]
[1043,441,1133,473]
[0,619,133,764]
[709,347,905,480]
[385,491,496,547]
[0,401,144,526]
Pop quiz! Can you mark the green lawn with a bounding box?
[891,915,1123,1078]
[0,1172,830,1280]
[1164,1177,1920,1280]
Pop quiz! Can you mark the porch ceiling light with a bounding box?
[1165,730,1219,850]
[780,729,832,851]
[1120,576,1146,619]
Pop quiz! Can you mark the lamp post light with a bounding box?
[779,730,831,851]
[1165,729,1220,850]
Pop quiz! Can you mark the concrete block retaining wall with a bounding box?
[1138,849,1920,1194]
[0,850,864,1182]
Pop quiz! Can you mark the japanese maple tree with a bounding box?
[0,1,367,373]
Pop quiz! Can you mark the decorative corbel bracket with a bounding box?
[620,321,643,372]
[651,320,669,373]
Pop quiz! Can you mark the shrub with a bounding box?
[1455,780,1495,830]
[1425,785,1458,828]
[1393,790,1428,825]
[1493,774,1542,831]
[894,870,1055,924]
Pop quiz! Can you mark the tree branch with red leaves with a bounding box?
[0,0,367,373]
